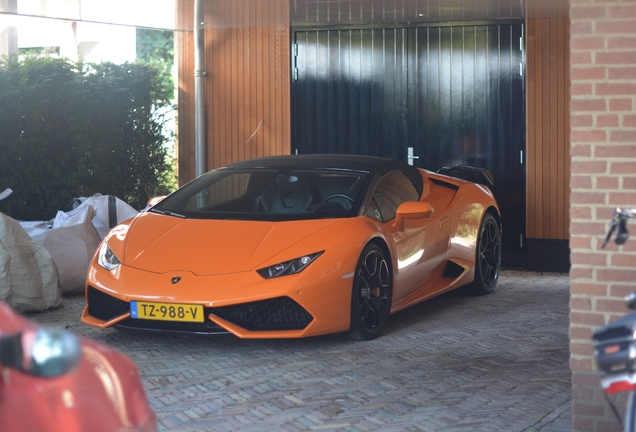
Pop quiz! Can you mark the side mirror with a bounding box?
[395,201,434,230]
[146,196,167,207]
[0,329,81,377]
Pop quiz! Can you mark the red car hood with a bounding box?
[123,213,343,275]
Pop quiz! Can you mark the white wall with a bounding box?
[1,0,175,63]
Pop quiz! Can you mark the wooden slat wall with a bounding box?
[526,0,570,240]
[177,0,291,184]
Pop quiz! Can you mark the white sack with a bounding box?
[18,194,136,295]
[0,212,62,313]
[55,193,139,239]
[24,206,101,295]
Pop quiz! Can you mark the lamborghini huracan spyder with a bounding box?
[82,155,501,340]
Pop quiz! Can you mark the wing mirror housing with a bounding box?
[395,201,434,230]
[0,329,81,377]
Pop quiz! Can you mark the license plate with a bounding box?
[130,301,204,323]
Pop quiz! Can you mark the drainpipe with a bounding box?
[194,0,206,179]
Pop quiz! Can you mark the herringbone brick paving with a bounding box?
[30,271,573,431]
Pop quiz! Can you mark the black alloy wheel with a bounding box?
[471,212,501,295]
[348,244,392,340]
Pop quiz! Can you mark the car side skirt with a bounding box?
[390,257,473,314]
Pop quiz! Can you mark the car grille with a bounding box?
[211,296,313,331]
[87,287,313,333]
[87,286,129,321]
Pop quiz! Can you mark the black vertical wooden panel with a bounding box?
[504,24,526,268]
[474,26,489,167]
[293,28,408,159]
[423,28,442,166]
[316,31,329,148]
[337,30,350,155]
[366,29,379,155]
[292,22,526,267]
[450,27,463,164]
[405,23,525,268]
[348,30,361,155]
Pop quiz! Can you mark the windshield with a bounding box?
[152,168,370,221]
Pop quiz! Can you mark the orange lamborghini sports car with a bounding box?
[82,155,501,340]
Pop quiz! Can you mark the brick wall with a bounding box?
[570,0,636,430]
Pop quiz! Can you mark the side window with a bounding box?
[367,171,420,222]
[366,197,383,221]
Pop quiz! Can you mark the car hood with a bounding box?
[122,212,344,275]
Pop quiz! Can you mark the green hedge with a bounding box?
[0,56,176,221]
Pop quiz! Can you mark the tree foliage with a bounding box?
[136,29,174,100]
[0,56,176,221]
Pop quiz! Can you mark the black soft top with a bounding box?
[226,154,423,196]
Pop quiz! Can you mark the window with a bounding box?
[155,168,370,221]
[367,171,420,222]
[185,173,250,211]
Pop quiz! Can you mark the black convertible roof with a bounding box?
[226,154,423,196]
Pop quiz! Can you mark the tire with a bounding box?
[470,212,501,295]
[348,244,392,341]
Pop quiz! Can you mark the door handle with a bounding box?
[407,147,419,166]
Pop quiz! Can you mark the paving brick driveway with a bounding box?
[31,270,572,431]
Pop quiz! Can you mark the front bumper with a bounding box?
[82,251,358,338]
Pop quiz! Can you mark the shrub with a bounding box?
[0,56,175,221]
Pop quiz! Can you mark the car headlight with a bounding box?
[97,243,121,271]
[257,252,323,279]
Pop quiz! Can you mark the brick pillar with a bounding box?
[570,0,636,430]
